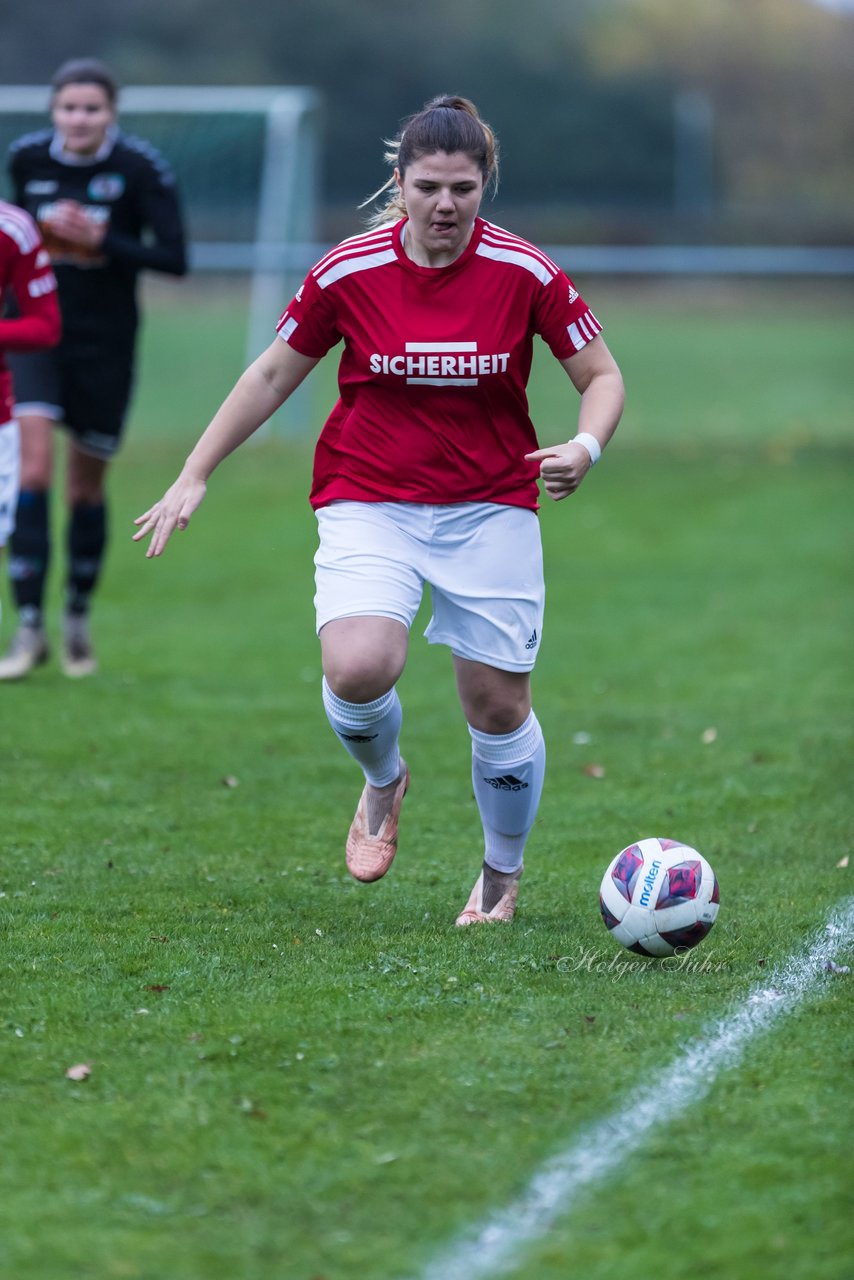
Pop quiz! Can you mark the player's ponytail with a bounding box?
[361,95,499,228]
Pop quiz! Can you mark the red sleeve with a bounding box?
[275,268,342,359]
[0,229,61,353]
[534,269,603,361]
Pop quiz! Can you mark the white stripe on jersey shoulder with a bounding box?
[313,225,397,289]
[312,225,396,274]
[121,133,177,182]
[480,222,561,273]
[316,248,397,289]
[477,221,560,284]
[9,128,53,155]
[567,310,602,351]
[0,203,41,254]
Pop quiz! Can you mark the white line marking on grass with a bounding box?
[417,898,854,1280]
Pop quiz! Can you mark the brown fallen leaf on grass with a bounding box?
[583,763,606,779]
[65,1063,92,1081]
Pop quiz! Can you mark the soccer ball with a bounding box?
[599,837,720,957]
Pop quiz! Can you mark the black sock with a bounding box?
[66,501,106,616]
[9,489,50,624]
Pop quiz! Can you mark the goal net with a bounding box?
[0,85,322,429]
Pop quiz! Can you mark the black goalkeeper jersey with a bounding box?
[8,127,187,351]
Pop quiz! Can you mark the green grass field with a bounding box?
[1,277,852,1280]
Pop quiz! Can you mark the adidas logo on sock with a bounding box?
[483,774,529,791]
[525,629,538,650]
[340,732,379,743]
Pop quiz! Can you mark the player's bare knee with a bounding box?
[324,660,398,704]
[476,698,531,735]
[320,616,407,702]
[322,637,403,701]
[456,662,531,734]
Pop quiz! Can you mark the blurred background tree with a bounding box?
[586,0,854,240]
[2,0,852,244]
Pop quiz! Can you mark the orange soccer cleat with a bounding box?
[345,761,410,883]
[455,862,523,926]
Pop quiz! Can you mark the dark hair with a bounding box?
[362,94,499,227]
[50,58,119,106]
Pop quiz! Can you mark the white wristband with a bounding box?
[572,432,602,466]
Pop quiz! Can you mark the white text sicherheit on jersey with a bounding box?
[369,342,511,386]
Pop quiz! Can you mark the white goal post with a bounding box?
[0,85,322,427]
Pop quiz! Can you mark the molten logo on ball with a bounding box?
[599,837,720,957]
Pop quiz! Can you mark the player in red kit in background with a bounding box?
[0,58,186,680]
[0,201,61,616]
[134,95,624,926]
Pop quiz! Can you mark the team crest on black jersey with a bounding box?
[88,173,126,201]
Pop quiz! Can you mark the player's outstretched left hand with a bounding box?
[132,472,207,558]
[525,440,592,502]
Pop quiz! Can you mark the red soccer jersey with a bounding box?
[276,216,602,510]
[0,201,60,426]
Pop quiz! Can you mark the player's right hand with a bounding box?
[132,474,207,557]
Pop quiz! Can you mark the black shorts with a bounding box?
[9,340,135,461]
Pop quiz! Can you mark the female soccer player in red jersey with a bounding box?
[0,201,61,602]
[134,95,624,926]
[0,59,186,680]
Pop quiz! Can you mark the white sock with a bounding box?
[469,711,545,873]
[322,677,402,787]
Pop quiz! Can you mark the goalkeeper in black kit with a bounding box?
[0,57,187,680]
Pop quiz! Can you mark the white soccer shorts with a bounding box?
[0,421,21,549]
[314,500,545,673]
